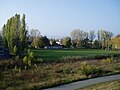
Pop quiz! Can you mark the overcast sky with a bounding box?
[0,0,120,38]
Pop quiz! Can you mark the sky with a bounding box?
[0,0,120,38]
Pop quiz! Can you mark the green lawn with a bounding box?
[76,79,120,90]
[32,49,120,60]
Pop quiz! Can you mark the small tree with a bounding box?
[29,52,33,59]
[27,49,34,66]
[15,55,19,61]
[28,60,31,66]
[23,56,28,64]
[2,14,28,55]
[63,37,71,48]
[13,45,18,55]
[28,49,31,54]
[93,40,99,49]
[28,52,33,66]
[89,30,96,48]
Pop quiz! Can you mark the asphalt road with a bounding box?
[43,74,120,90]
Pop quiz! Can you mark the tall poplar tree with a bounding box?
[2,24,7,47]
[19,14,28,52]
[2,14,28,55]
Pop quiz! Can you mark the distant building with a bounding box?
[44,46,63,49]
[50,39,62,46]
[56,39,62,45]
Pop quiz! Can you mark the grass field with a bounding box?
[77,79,120,90]
[32,49,120,60]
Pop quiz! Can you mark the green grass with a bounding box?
[32,49,120,60]
[76,79,120,90]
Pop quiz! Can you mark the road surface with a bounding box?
[43,74,120,90]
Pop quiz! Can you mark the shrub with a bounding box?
[19,67,21,72]
[34,64,38,68]
[80,62,92,77]
[55,69,64,73]
[14,65,17,71]
[63,67,73,74]
[92,66,104,76]
[80,61,104,77]
[15,55,19,61]
[23,56,28,64]
[28,60,32,66]
[114,64,120,71]
[29,52,34,60]
[101,58,115,65]
[13,45,18,55]
[28,51,34,66]
[28,49,31,55]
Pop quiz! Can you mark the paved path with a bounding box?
[43,74,120,90]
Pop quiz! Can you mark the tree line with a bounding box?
[1,14,120,56]
[29,28,120,50]
[70,29,113,49]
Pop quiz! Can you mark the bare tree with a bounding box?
[70,29,84,47]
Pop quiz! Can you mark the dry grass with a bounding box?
[0,58,120,90]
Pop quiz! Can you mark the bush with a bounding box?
[23,56,28,64]
[101,58,115,65]
[80,61,104,77]
[15,55,19,61]
[63,67,73,74]
[80,62,92,77]
[28,49,31,55]
[28,60,32,66]
[13,45,18,55]
[29,52,34,60]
